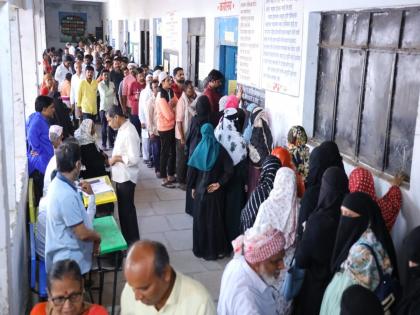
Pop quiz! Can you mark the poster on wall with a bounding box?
[237,0,264,88]
[162,11,180,50]
[261,0,304,96]
[59,12,87,43]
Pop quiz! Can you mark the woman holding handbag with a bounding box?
[320,192,399,315]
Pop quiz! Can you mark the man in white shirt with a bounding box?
[218,227,286,315]
[138,74,153,162]
[54,55,74,92]
[98,69,117,149]
[121,240,216,315]
[66,42,76,56]
[107,105,140,245]
[70,61,85,119]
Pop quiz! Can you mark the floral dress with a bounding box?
[320,228,392,315]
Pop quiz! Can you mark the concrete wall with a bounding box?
[104,0,420,253]
[45,0,103,49]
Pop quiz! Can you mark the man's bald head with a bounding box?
[125,240,170,277]
[124,240,172,307]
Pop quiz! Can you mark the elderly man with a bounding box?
[121,240,215,315]
[218,227,286,315]
[54,55,74,92]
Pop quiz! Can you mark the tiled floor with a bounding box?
[99,159,231,313]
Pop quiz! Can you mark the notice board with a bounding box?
[237,0,303,97]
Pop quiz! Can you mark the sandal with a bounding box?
[161,181,175,188]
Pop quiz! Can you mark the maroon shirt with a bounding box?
[171,83,183,100]
[204,86,222,113]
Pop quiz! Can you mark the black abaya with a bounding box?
[188,147,233,260]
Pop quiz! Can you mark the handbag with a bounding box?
[360,243,401,313]
[281,257,306,301]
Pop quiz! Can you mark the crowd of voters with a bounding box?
[26,38,420,315]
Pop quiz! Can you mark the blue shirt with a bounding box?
[45,172,93,274]
[26,112,54,174]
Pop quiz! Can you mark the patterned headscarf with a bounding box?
[240,155,282,232]
[232,226,286,264]
[74,119,96,146]
[349,167,402,231]
[287,125,310,180]
[214,108,247,166]
[254,167,298,249]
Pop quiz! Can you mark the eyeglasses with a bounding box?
[50,291,83,306]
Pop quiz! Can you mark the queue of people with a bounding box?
[27,39,418,315]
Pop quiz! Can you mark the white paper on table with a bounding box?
[90,181,113,194]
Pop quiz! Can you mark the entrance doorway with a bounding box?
[187,18,205,88]
[219,45,237,95]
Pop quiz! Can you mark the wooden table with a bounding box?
[93,216,127,315]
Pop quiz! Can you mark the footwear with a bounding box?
[161,181,175,188]
[168,176,177,184]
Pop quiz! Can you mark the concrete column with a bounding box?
[0,3,15,314]
[19,0,41,117]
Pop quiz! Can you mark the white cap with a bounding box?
[153,70,161,80]
[158,72,168,85]
[127,63,138,70]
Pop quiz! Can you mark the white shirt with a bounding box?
[218,256,278,315]
[70,72,85,105]
[139,86,152,139]
[111,120,140,184]
[98,80,117,112]
[121,271,216,315]
[54,63,74,92]
[68,45,76,56]
[43,155,57,196]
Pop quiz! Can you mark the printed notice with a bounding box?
[237,0,264,88]
[162,11,179,51]
[261,0,303,96]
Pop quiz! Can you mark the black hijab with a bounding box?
[315,166,349,221]
[341,285,384,315]
[305,141,344,188]
[240,155,281,232]
[331,192,398,278]
[397,226,420,315]
[185,95,211,157]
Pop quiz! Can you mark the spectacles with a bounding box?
[50,291,83,306]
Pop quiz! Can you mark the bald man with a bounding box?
[121,240,216,315]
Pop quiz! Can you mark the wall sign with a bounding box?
[261,0,303,96]
[162,11,179,50]
[241,84,266,108]
[59,12,87,43]
[217,0,236,12]
[237,0,264,88]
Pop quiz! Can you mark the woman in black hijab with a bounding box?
[239,155,281,232]
[297,141,344,239]
[294,167,349,315]
[397,226,420,315]
[320,192,398,315]
[185,95,212,215]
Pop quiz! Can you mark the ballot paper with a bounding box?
[81,177,113,196]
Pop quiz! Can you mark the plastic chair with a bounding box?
[29,223,47,299]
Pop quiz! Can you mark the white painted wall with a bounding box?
[103,0,420,250]
[44,0,103,49]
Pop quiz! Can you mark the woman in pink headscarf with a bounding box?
[224,95,239,109]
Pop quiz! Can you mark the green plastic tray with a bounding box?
[93,216,128,254]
